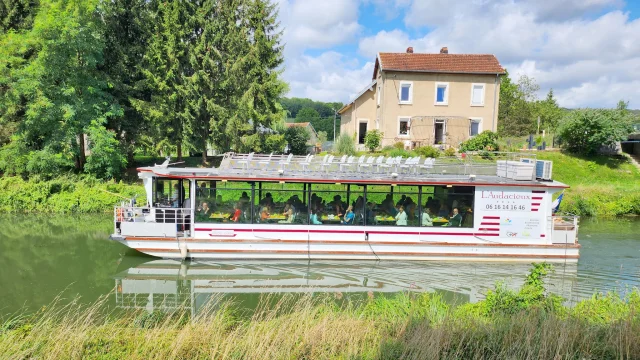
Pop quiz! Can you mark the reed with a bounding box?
[2,266,639,359]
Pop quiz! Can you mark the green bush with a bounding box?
[392,142,405,150]
[443,147,456,157]
[414,146,441,158]
[558,109,634,155]
[284,126,310,155]
[363,130,383,152]
[333,133,356,155]
[459,131,499,152]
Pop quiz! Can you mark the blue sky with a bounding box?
[277,0,640,108]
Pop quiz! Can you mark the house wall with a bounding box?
[339,87,377,146]
[379,71,501,147]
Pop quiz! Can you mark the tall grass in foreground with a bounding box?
[1,264,640,359]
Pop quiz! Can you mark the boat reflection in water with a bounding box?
[114,260,578,315]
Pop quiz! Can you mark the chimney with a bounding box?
[406,46,414,54]
[440,47,449,54]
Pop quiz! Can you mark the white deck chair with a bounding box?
[374,156,385,172]
[340,155,356,172]
[278,153,293,170]
[301,154,314,172]
[258,152,273,169]
[358,155,374,172]
[237,152,254,171]
[417,157,435,174]
[321,155,335,173]
[377,156,394,172]
[398,156,418,173]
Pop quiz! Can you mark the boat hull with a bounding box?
[111,235,580,263]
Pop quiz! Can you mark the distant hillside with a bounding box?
[280,98,343,119]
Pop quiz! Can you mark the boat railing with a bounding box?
[549,215,579,244]
[114,206,192,236]
[217,152,540,181]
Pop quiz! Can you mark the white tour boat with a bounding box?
[110,152,580,262]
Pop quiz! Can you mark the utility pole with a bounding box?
[332,108,338,143]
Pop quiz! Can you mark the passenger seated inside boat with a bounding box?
[260,206,270,222]
[230,203,242,222]
[421,207,433,226]
[310,209,322,224]
[447,208,462,227]
[278,208,294,224]
[438,204,449,218]
[341,206,354,225]
[395,206,408,226]
[197,202,211,220]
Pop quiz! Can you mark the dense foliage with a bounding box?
[363,129,383,152]
[282,98,344,141]
[498,71,564,136]
[459,131,500,152]
[558,106,635,156]
[0,0,287,179]
[284,126,310,155]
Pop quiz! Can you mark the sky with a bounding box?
[275,0,640,108]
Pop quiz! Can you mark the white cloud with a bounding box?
[358,29,411,58]
[278,0,361,55]
[352,1,640,108]
[284,51,374,103]
[277,0,640,108]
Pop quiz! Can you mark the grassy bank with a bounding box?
[0,175,144,213]
[1,264,639,359]
[536,152,640,216]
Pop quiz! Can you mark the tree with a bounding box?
[99,0,152,163]
[284,126,309,155]
[0,0,39,32]
[295,107,319,122]
[6,0,122,174]
[498,71,539,136]
[533,89,563,132]
[558,108,634,155]
[133,0,190,160]
[364,129,383,152]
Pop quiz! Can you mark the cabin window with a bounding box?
[153,178,185,208]
[256,182,309,225]
[194,181,252,223]
[365,185,419,226]
[309,184,364,225]
[424,186,475,228]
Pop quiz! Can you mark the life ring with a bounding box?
[116,208,124,222]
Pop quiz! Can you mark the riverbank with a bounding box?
[0,175,144,213]
[1,264,638,359]
[0,152,638,216]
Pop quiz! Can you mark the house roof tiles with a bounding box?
[374,52,505,79]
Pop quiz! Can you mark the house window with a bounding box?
[470,118,482,136]
[398,117,410,136]
[377,85,381,106]
[435,82,449,105]
[471,84,485,106]
[399,81,412,104]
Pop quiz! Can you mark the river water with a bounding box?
[0,215,638,316]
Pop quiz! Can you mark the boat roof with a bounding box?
[138,152,569,189]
